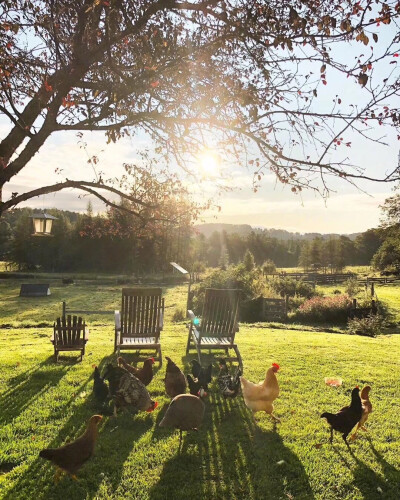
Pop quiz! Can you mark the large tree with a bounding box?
[1,0,400,217]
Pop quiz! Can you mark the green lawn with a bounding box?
[0,282,399,499]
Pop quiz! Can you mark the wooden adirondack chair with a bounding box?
[186,288,242,368]
[114,288,164,365]
[51,315,88,362]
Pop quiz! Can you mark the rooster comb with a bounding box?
[272,363,280,370]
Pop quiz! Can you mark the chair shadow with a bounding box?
[2,355,152,500]
[149,389,314,500]
[0,356,69,425]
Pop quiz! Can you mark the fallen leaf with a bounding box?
[325,377,342,387]
[314,443,322,449]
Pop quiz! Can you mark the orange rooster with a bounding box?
[240,363,280,422]
[118,356,155,386]
[350,385,372,440]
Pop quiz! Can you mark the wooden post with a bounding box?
[352,298,357,310]
[371,282,375,297]
[62,301,66,316]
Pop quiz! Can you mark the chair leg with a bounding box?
[158,346,162,367]
[195,343,202,365]
[233,345,243,371]
[186,328,192,354]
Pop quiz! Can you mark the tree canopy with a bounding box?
[1,0,400,217]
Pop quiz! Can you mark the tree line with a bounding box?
[5,194,400,274]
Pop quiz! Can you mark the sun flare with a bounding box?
[198,149,220,177]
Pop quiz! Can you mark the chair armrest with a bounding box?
[115,310,121,331]
[187,310,196,321]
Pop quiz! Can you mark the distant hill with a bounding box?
[194,223,360,241]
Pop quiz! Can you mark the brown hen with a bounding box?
[39,415,102,481]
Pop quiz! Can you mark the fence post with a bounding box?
[352,298,357,310]
[62,301,66,316]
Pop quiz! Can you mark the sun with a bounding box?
[198,149,220,177]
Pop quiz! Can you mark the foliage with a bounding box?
[4,198,196,273]
[171,308,186,322]
[2,1,400,215]
[243,249,255,271]
[191,264,264,315]
[343,276,361,297]
[262,259,276,274]
[291,294,353,324]
[268,277,316,299]
[347,314,386,337]
[371,236,400,271]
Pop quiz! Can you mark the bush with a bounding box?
[191,263,264,316]
[243,249,255,271]
[172,309,186,322]
[291,294,352,324]
[268,277,316,299]
[347,314,385,337]
[262,259,276,274]
[344,276,360,297]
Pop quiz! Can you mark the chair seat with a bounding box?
[198,336,234,346]
[120,336,159,346]
[52,339,87,347]
[193,328,233,346]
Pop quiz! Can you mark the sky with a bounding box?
[2,10,400,235]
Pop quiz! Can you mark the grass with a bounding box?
[0,281,399,499]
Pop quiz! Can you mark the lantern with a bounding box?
[30,212,57,236]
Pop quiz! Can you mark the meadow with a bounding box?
[0,279,399,499]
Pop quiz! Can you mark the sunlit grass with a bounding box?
[0,282,399,499]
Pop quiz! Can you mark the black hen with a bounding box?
[102,363,127,397]
[191,360,212,391]
[321,387,362,447]
[93,366,109,404]
[217,358,241,398]
[187,374,207,397]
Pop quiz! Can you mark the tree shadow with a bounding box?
[0,356,69,425]
[351,456,388,500]
[149,389,314,499]
[2,354,152,500]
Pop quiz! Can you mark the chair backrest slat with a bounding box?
[54,315,85,346]
[120,288,163,338]
[201,289,240,339]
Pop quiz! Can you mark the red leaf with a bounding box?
[150,81,160,88]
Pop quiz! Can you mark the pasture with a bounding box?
[0,280,399,499]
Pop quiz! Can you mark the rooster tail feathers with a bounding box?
[206,364,212,383]
[94,366,101,380]
[39,448,55,460]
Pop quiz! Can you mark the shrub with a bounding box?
[191,263,264,316]
[172,308,186,322]
[243,249,255,271]
[333,289,341,294]
[268,277,316,299]
[347,314,385,337]
[262,259,276,274]
[344,276,360,297]
[291,294,352,324]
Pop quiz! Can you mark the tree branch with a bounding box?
[0,179,159,216]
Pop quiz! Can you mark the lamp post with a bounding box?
[30,212,57,236]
